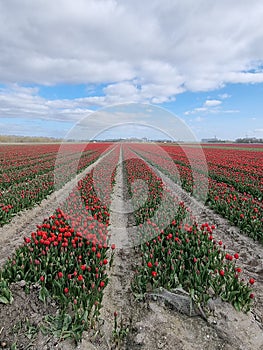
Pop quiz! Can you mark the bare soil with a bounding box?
[0,148,263,350]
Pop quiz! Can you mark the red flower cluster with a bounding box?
[124,144,256,313]
[0,143,112,226]
[130,142,263,242]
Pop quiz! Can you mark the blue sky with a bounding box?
[0,1,263,141]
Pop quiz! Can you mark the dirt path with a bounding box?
[80,146,139,349]
[0,148,115,268]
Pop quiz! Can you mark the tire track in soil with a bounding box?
[0,147,116,268]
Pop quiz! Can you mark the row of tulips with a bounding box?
[0,145,119,342]
[0,143,112,226]
[0,144,104,187]
[122,145,255,312]
[0,143,257,344]
[131,144,263,242]
[163,144,263,197]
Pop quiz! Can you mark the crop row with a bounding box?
[0,143,112,226]
[122,145,255,312]
[0,143,111,187]
[0,145,120,342]
[131,144,263,242]
[0,143,256,344]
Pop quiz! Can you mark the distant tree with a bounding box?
[0,134,62,143]
[235,137,263,143]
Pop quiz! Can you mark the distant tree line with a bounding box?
[235,137,263,144]
[1,134,262,144]
[0,135,63,143]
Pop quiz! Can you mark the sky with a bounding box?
[0,0,263,141]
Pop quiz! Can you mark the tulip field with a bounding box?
[122,146,254,305]
[0,143,110,226]
[133,143,263,242]
[0,142,262,347]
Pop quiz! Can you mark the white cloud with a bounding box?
[195,107,207,112]
[1,0,263,132]
[223,109,239,114]
[219,93,231,99]
[0,0,263,95]
[0,85,93,122]
[65,104,200,141]
[185,99,223,115]
[204,99,222,107]
[184,95,241,116]
[222,72,263,84]
[184,107,207,115]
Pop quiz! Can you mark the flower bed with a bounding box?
[0,145,119,342]
[131,143,263,242]
[122,145,255,312]
[0,143,111,226]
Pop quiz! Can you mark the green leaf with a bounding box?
[62,314,72,331]
[39,286,49,303]
[0,295,10,304]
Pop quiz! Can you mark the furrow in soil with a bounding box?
[83,146,137,349]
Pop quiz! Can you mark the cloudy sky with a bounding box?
[0,0,263,141]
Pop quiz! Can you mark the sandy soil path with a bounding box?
[79,145,138,349]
